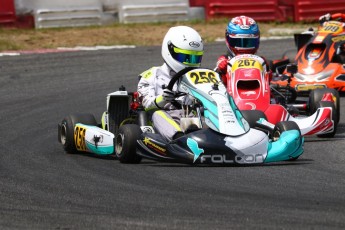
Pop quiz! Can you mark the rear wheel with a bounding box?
[115,124,142,163]
[59,113,97,154]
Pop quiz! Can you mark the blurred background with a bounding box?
[1,0,345,29]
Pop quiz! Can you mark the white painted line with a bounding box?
[0,53,20,57]
[57,45,136,51]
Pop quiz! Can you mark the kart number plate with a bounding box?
[232,58,263,71]
[187,70,219,85]
[74,125,87,151]
[295,84,326,91]
[320,22,342,33]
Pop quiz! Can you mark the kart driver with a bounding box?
[137,26,204,141]
[319,13,345,24]
[319,13,345,63]
[215,16,270,84]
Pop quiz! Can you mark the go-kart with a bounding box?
[226,54,338,137]
[271,19,345,92]
[58,67,304,164]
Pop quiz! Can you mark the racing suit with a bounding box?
[319,13,345,24]
[137,63,185,141]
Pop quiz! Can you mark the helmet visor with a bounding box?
[227,36,259,49]
[168,43,203,66]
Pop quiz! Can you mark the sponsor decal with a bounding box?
[200,154,234,163]
[200,153,264,164]
[74,126,87,151]
[143,137,166,154]
[187,138,204,163]
[241,91,256,96]
[240,25,250,30]
[332,35,345,43]
[189,41,200,48]
[296,84,326,91]
[141,68,154,79]
[187,138,264,164]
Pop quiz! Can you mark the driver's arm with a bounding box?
[137,67,170,111]
[331,13,345,22]
[319,13,345,23]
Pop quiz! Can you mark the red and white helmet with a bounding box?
[225,16,260,56]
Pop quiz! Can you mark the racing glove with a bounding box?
[162,88,175,102]
[155,88,175,108]
[215,55,228,74]
[319,13,331,24]
[183,95,194,106]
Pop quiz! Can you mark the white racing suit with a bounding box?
[137,63,189,141]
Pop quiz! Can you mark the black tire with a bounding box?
[309,88,340,124]
[59,113,97,154]
[272,121,301,160]
[115,124,142,163]
[241,110,267,128]
[272,121,300,141]
[316,101,337,138]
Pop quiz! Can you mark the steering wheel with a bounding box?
[161,67,196,109]
[166,67,197,91]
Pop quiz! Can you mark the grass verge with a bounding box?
[0,19,318,51]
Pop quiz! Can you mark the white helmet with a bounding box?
[162,26,204,73]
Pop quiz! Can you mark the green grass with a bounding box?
[0,20,319,51]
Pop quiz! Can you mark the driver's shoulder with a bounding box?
[140,66,161,80]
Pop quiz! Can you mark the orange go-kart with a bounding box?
[272,20,345,92]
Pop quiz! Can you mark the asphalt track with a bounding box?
[1,39,345,229]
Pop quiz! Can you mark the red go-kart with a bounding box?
[224,54,338,137]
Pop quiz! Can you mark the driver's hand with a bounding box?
[183,95,194,106]
[216,56,228,74]
[319,13,331,24]
[162,89,175,102]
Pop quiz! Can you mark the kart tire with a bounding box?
[316,101,337,138]
[272,121,301,160]
[241,110,267,128]
[115,124,142,164]
[59,113,97,154]
[272,121,300,141]
[309,88,340,124]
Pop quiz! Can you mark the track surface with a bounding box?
[1,39,345,229]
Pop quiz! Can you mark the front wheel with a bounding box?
[115,124,142,163]
[272,121,301,161]
[272,121,300,141]
[59,113,97,154]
